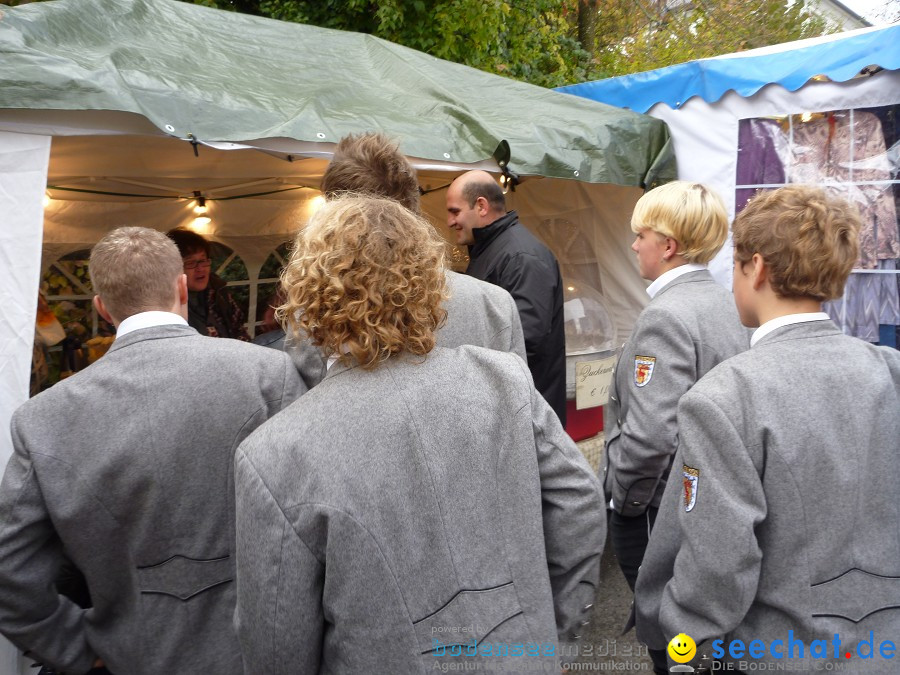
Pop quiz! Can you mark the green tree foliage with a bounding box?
[194,0,592,87]
[201,0,837,83]
[589,0,836,78]
[2,0,843,85]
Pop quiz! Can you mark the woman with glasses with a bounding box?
[166,228,250,341]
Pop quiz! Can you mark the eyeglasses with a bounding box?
[183,258,212,270]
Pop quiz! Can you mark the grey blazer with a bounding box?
[635,321,900,672]
[0,324,304,675]
[603,270,749,516]
[283,269,527,389]
[234,346,605,674]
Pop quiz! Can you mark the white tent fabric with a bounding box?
[0,130,50,675]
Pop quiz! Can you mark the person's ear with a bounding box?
[93,295,115,325]
[750,253,767,290]
[664,236,679,260]
[177,274,188,305]
[475,196,490,217]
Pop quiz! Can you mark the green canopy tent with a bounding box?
[0,0,672,184]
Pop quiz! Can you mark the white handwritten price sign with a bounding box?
[575,355,617,410]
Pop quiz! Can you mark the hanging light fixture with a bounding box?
[193,191,208,215]
[493,140,519,194]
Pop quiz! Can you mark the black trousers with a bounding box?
[609,507,669,675]
[609,506,658,591]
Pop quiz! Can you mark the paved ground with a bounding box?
[569,432,657,673]
[562,529,656,672]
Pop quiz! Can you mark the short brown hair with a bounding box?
[166,228,210,257]
[321,133,421,213]
[733,185,860,301]
[461,177,505,213]
[90,227,183,321]
[278,195,448,369]
[631,181,728,264]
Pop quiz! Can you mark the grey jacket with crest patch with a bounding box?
[603,269,749,516]
[635,321,900,672]
[282,269,527,390]
[234,345,605,674]
[0,324,304,675]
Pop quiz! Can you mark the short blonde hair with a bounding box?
[278,195,448,369]
[631,181,728,264]
[89,227,183,321]
[733,186,860,301]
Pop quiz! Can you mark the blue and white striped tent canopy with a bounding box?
[557,24,900,112]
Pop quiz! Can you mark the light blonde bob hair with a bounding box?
[278,195,448,369]
[733,185,860,301]
[631,181,729,264]
[89,226,183,321]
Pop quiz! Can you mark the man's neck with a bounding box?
[756,296,823,325]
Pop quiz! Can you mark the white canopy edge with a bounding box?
[0,110,504,174]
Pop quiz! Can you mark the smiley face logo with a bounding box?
[667,633,696,663]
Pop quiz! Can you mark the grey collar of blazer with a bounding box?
[321,351,436,382]
[753,318,840,348]
[321,356,360,382]
[107,323,200,354]
[653,269,715,298]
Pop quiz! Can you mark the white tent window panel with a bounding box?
[36,240,289,391]
[256,243,292,334]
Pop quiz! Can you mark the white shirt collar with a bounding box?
[750,312,831,347]
[116,311,188,339]
[646,263,707,299]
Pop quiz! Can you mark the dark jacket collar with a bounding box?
[468,210,518,258]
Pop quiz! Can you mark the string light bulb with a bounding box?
[190,216,212,235]
[499,169,519,194]
[193,194,208,215]
[43,192,51,208]
[308,195,326,215]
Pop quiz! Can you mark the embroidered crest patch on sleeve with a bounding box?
[633,355,656,387]
[682,465,699,512]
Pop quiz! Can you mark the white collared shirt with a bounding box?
[646,263,707,299]
[750,312,831,347]
[116,311,188,339]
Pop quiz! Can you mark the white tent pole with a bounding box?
[0,131,51,675]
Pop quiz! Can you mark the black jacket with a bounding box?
[466,211,567,426]
[187,275,250,341]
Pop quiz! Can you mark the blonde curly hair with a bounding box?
[278,195,448,369]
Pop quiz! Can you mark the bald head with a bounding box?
[445,170,506,246]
